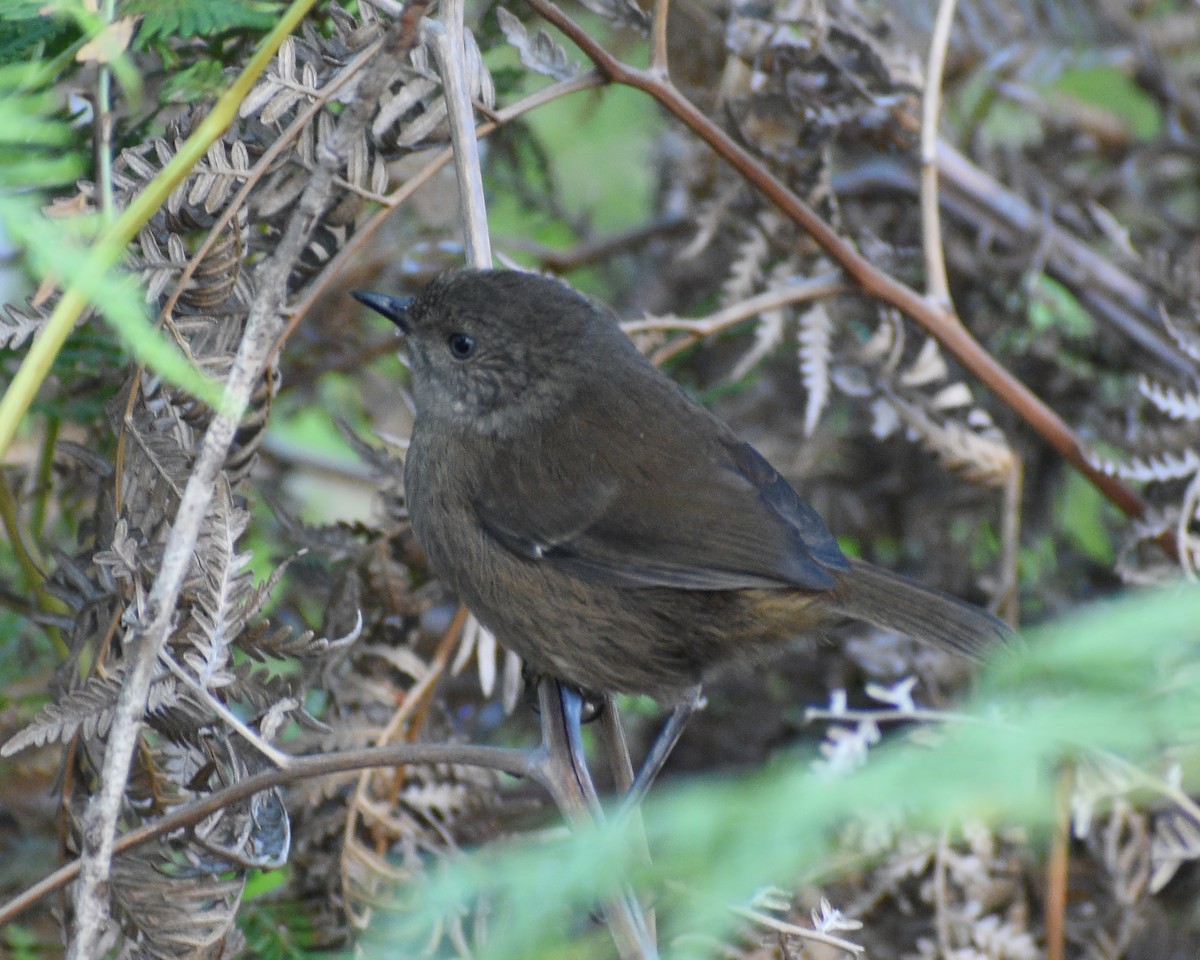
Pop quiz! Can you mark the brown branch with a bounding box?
[524,0,1148,526]
[0,741,540,927]
[1045,767,1072,960]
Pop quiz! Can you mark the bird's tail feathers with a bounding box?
[829,558,1012,662]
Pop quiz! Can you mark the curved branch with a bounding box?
[0,741,540,927]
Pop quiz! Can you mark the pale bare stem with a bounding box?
[621,274,845,336]
[998,459,1023,622]
[534,683,657,960]
[730,906,864,956]
[920,0,959,309]
[933,828,953,956]
[428,0,492,269]
[803,706,976,725]
[157,652,293,769]
[96,0,116,222]
[650,0,670,77]
[66,13,429,956]
[1176,469,1200,579]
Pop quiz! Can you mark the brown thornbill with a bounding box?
[354,270,1011,706]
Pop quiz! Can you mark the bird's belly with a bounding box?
[443,550,818,701]
[408,469,825,700]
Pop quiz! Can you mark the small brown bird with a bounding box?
[355,270,1010,706]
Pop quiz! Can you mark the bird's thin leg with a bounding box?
[532,679,603,818]
[622,685,704,813]
[533,679,656,960]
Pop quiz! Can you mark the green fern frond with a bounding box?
[125,0,279,48]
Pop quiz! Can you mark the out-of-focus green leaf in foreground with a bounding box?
[360,585,1200,958]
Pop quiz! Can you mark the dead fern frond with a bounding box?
[0,300,48,350]
[1138,375,1200,422]
[1,671,180,756]
[1150,807,1200,893]
[496,7,578,81]
[1089,448,1200,484]
[111,846,246,959]
[798,301,834,436]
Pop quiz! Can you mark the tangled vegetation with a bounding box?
[2,0,1200,957]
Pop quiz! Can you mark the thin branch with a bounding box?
[998,459,1023,624]
[428,0,492,268]
[1045,769,1071,960]
[730,905,864,957]
[95,0,116,223]
[66,7,433,956]
[535,682,656,960]
[0,740,540,928]
[157,652,292,769]
[523,0,1150,528]
[621,274,844,336]
[30,415,59,541]
[650,0,670,77]
[919,0,958,308]
[933,828,952,956]
[597,698,658,945]
[621,274,846,365]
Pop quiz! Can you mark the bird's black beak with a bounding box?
[353,290,412,334]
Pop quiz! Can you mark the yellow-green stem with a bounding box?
[0,468,68,657]
[0,0,320,459]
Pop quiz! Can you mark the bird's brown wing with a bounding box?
[474,402,849,592]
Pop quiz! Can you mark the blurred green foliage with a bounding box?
[124,0,280,49]
[1058,471,1116,566]
[1027,275,1096,341]
[355,585,1200,959]
[1054,65,1162,141]
[483,32,657,298]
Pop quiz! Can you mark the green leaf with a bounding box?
[1058,470,1115,565]
[161,59,230,103]
[0,193,228,413]
[1027,274,1095,340]
[0,10,79,65]
[124,0,280,48]
[1053,65,1162,141]
[0,83,86,189]
[357,585,1200,959]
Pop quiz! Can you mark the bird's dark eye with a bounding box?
[447,332,476,360]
